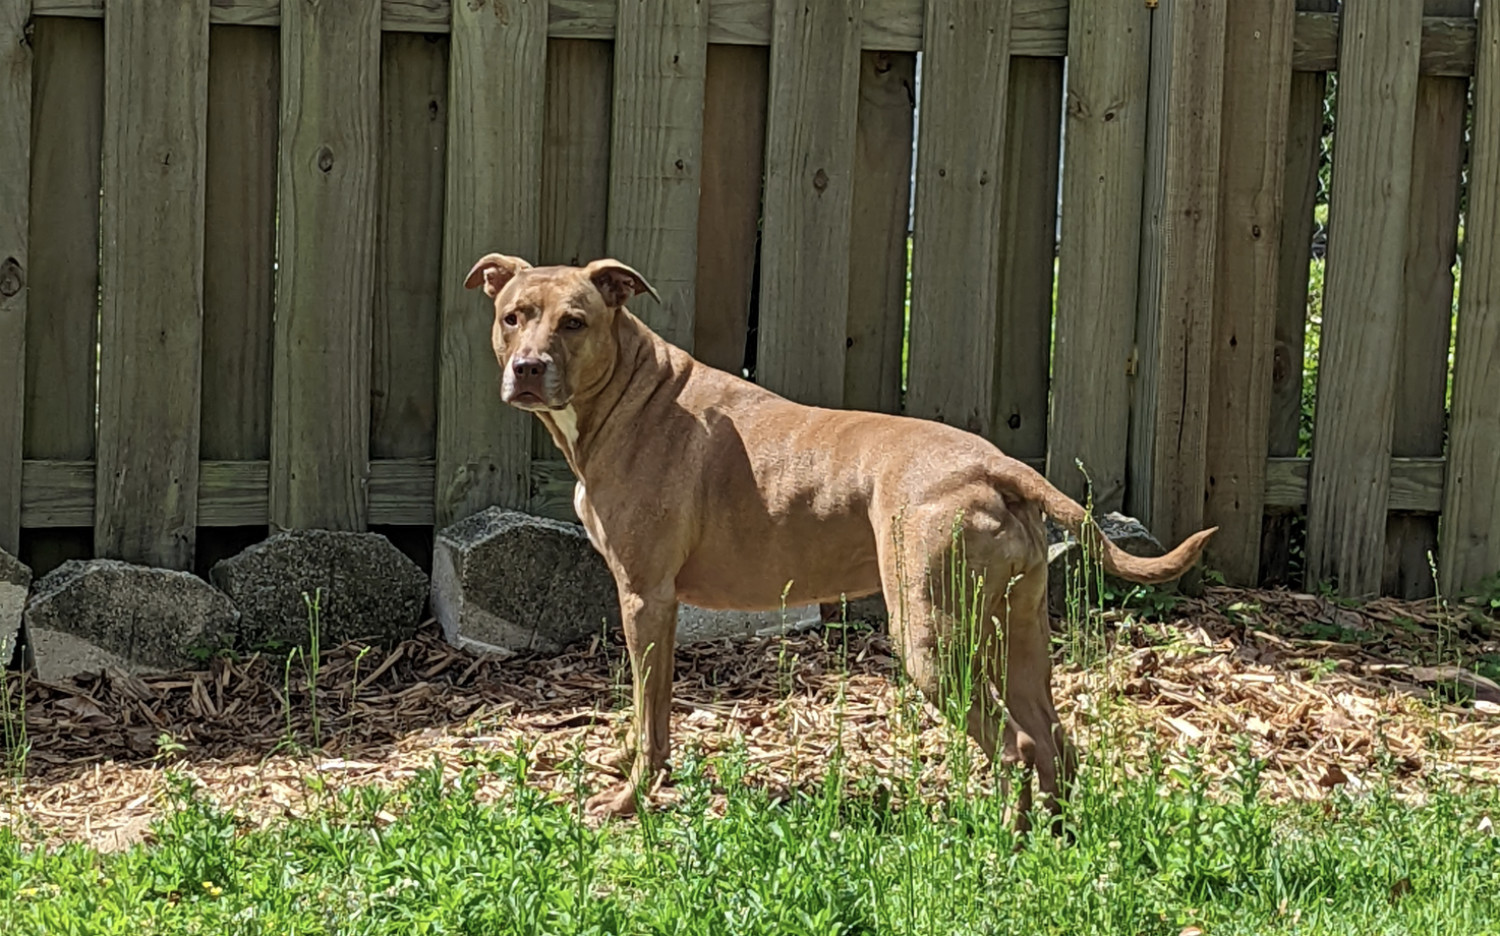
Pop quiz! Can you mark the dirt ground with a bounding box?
[2,585,1497,852]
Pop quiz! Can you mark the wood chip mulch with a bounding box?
[1,585,1496,852]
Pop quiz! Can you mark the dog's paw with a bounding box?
[585,783,639,819]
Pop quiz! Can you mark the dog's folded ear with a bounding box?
[584,258,661,308]
[464,253,532,298]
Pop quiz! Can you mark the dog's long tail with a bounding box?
[1002,459,1217,584]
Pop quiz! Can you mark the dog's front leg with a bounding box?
[587,584,678,818]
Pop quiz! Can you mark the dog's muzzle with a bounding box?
[501,354,567,410]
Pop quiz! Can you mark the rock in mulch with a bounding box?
[210,530,427,651]
[433,507,620,656]
[24,559,239,680]
[679,604,824,645]
[1045,512,1167,616]
[1,547,31,668]
[819,594,889,627]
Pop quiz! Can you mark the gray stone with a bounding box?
[24,559,238,679]
[0,548,31,669]
[819,594,889,627]
[433,508,621,656]
[677,603,823,645]
[1045,512,1167,616]
[210,530,427,651]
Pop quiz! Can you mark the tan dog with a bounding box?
[464,253,1216,827]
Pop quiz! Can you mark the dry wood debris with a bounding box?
[1,585,1495,851]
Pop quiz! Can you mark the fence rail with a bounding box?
[3,0,1498,600]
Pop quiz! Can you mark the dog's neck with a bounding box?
[537,308,673,476]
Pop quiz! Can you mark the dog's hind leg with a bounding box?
[874,506,1006,767]
[987,559,1075,833]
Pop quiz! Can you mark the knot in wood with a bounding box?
[813,168,829,192]
[0,257,22,298]
[317,146,335,173]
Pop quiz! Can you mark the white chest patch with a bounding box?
[551,405,579,461]
[573,481,602,550]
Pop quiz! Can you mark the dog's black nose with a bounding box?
[512,356,548,379]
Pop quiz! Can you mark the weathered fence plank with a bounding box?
[435,0,545,527]
[0,0,31,556]
[1047,0,1150,509]
[1385,0,1471,598]
[1440,0,1500,594]
[992,56,1061,462]
[694,43,768,377]
[1202,0,1296,585]
[540,38,613,274]
[755,0,863,408]
[1261,0,1336,587]
[844,49,915,414]
[373,34,446,462]
[1130,0,1226,548]
[537,36,613,468]
[606,0,708,350]
[273,0,380,532]
[1305,0,1423,597]
[21,18,102,574]
[905,0,1012,436]
[95,0,210,569]
[202,27,277,470]
[198,24,279,574]
[368,31,445,593]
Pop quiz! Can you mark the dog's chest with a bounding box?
[573,481,604,551]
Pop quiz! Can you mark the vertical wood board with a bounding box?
[21,17,103,572]
[1440,0,1500,593]
[373,33,446,461]
[96,0,211,569]
[1305,0,1423,596]
[537,36,612,463]
[202,25,277,463]
[273,0,381,531]
[436,0,547,526]
[755,0,863,408]
[844,49,915,415]
[1203,0,1295,584]
[0,0,32,555]
[694,43,768,377]
[1129,0,1226,548]
[1384,0,1472,597]
[198,24,279,577]
[992,55,1062,462]
[905,0,1012,436]
[606,0,708,350]
[1047,0,1151,509]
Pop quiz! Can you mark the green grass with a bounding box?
[2,747,1496,936]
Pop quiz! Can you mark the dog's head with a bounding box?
[463,255,658,411]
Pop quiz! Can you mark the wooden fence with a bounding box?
[2,0,1497,600]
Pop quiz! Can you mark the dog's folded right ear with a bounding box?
[464,253,532,298]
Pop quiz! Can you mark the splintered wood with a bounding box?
[1,586,1496,851]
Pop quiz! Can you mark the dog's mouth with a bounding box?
[506,390,573,412]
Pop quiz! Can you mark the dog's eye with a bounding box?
[563,317,585,331]
[502,312,518,327]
